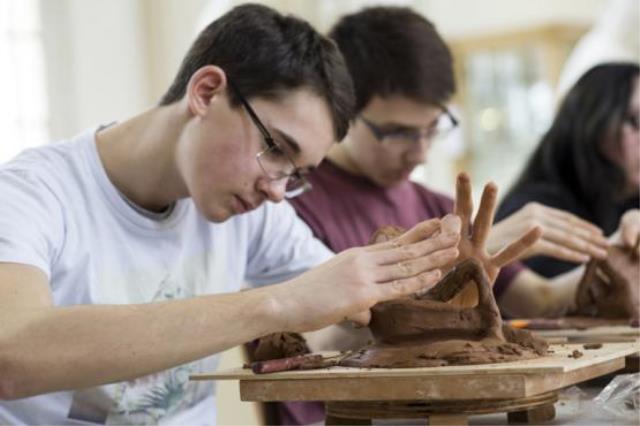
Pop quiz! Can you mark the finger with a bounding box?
[373,232,459,265]
[376,270,442,302]
[368,218,441,251]
[376,247,459,282]
[532,239,590,263]
[441,213,462,236]
[542,226,608,259]
[622,224,640,249]
[633,235,640,257]
[346,309,371,327]
[544,207,606,238]
[453,173,473,237]
[541,212,608,249]
[492,226,542,267]
[471,182,497,247]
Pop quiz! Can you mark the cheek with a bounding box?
[621,137,640,179]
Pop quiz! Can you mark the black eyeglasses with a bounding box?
[227,80,311,198]
[360,107,459,145]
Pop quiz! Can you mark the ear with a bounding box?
[186,65,228,117]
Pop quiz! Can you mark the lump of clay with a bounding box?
[574,245,639,321]
[252,332,310,362]
[339,258,547,368]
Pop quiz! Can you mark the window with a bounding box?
[0,0,48,163]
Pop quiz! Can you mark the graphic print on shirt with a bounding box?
[67,247,228,424]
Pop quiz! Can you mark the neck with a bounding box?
[95,103,191,212]
[327,141,365,177]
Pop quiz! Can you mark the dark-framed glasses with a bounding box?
[360,107,459,145]
[227,80,311,198]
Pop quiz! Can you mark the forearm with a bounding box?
[0,287,280,399]
[498,267,583,318]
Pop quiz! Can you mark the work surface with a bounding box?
[191,342,639,402]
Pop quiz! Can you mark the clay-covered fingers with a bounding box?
[373,230,460,268]
[375,243,459,282]
[492,226,542,267]
[454,173,473,236]
[375,269,443,302]
[368,218,441,252]
[471,182,498,247]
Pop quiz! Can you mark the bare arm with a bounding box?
[0,262,284,399]
[0,217,460,399]
[498,266,584,318]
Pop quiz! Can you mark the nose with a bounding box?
[405,138,430,163]
[256,176,287,202]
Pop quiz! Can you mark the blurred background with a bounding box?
[2,0,639,197]
[1,0,638,423]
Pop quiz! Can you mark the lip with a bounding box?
[234,195,255,213]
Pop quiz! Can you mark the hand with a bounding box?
[453,173,541,283]
[488,202,608,262]
[450,173,542,307]
[273,216,461,332]
[617,209,640,254]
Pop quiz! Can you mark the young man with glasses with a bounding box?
[278,7,610,424]
[0,5,470,425]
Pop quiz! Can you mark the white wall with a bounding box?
[40,0,612,139]
[41,0,151,139]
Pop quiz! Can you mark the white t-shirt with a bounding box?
[0,128,333,425]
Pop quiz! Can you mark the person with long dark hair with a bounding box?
[497,62,640,278]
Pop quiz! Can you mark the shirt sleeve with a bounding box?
[244,201,334,287]
[0,169,65,279]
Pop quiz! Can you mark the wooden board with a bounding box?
[190,342,639,402]
[532,325,639,343]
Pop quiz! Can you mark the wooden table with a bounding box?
[191,342,639,425]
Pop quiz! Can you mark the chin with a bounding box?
[196,201,233,223]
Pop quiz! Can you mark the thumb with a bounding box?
[347,309,371,327]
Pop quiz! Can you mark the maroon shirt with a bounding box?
[278,160,524,425]
[291,159,522,298]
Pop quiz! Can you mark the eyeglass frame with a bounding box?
[227,79,312,198]
[360,107,459,144]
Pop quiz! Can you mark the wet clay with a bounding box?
[574,245,639,322]
[255,225,548,369]
[253,332,310,361]
[339,258,547,368]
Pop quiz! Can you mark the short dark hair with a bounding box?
[329,6,455,113]
[160,3,354,141]
[507,62,640,232]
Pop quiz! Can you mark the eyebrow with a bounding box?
[272,128,302,156]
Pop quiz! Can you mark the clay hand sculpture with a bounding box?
[339,238,547,368]
[441,174,541,308]
[339,175,546,368]
[252,174,546,370]
[574,244,640,323]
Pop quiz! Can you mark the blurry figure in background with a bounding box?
[270,6,609,426]
[556,0,639,101]
[498,63,640,278]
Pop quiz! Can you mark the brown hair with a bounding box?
[160,3,355,140]
[329,6,455,113]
